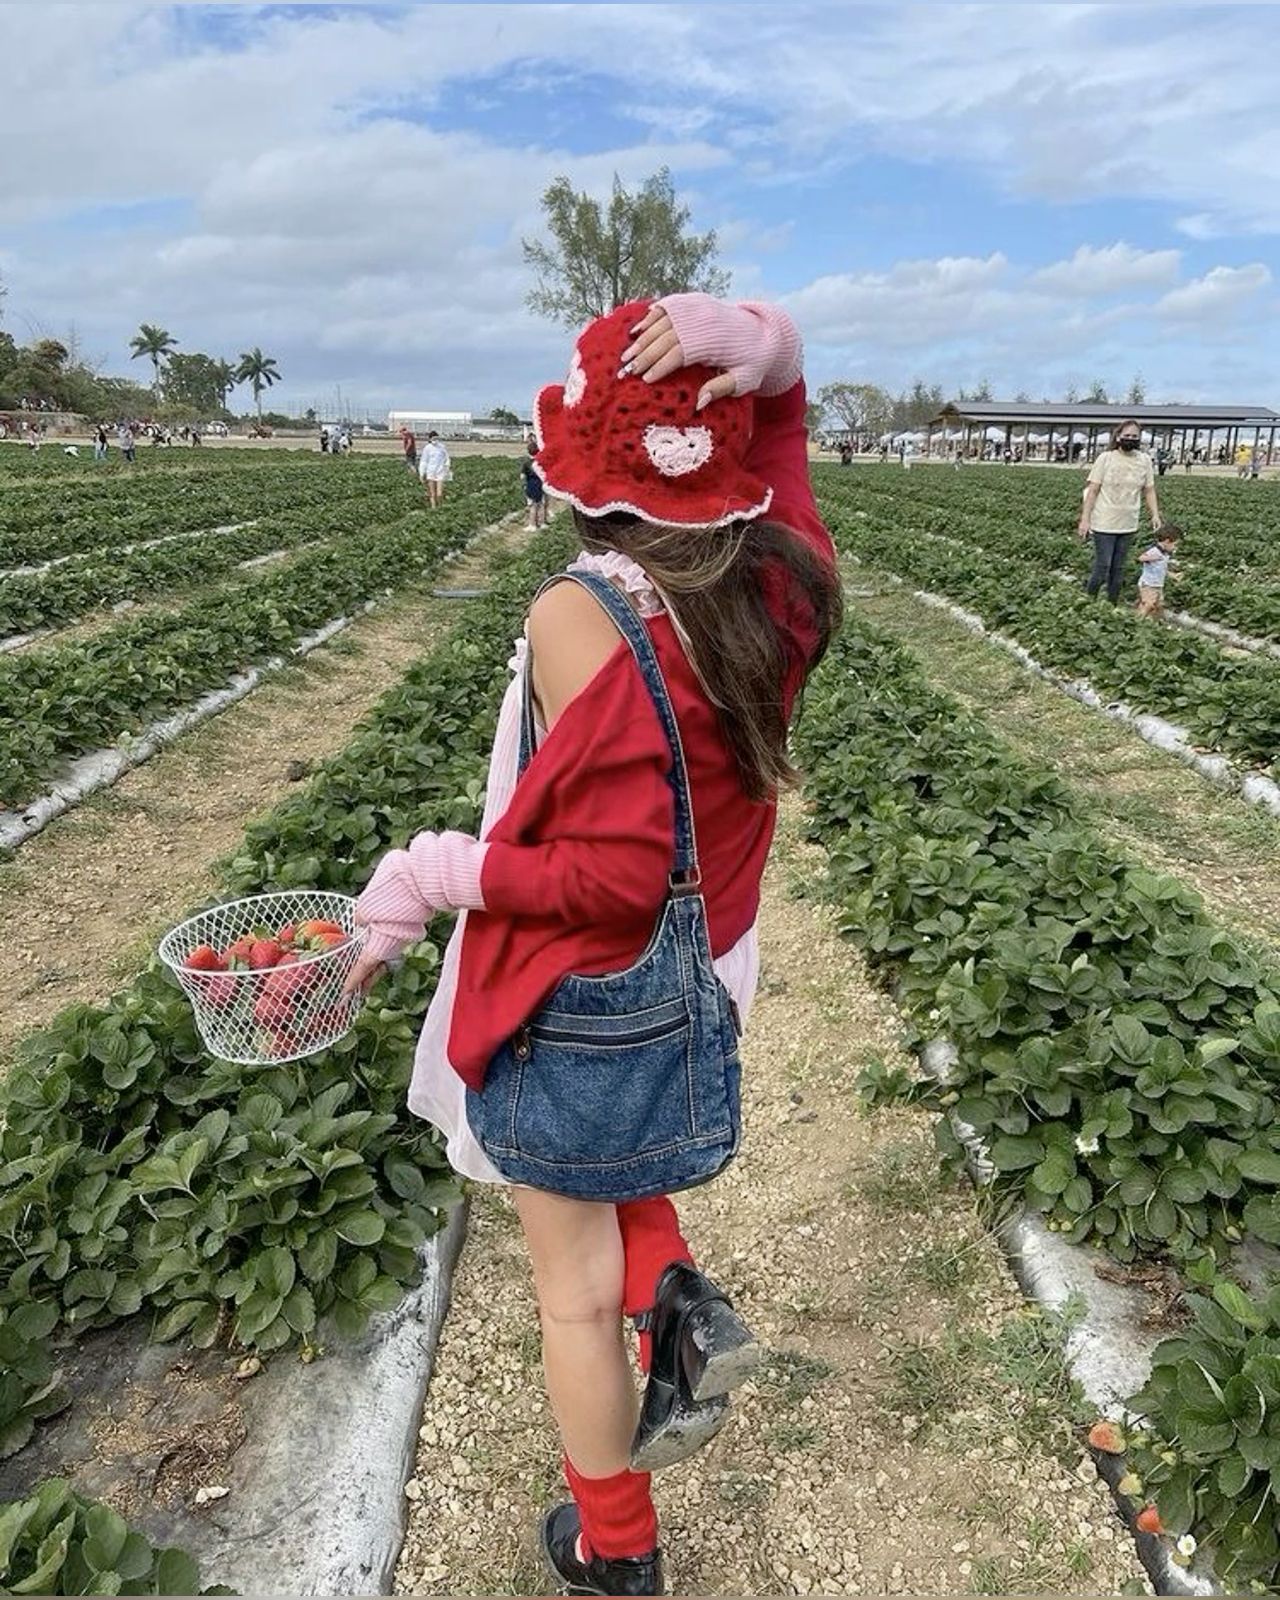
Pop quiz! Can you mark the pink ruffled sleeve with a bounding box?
[657,295,803,397]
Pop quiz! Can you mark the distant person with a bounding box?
[401,425,418,473]
[94,424,109,462]
[520,451,546,528]
[26,420,40,451]
[839,442,853,466]
[418,430,451,507]
[319,425,330,454]
[1078,419,1162,603]
[117,423,136,463]
[1155,445,1170,477]
[1136,524,1182,617]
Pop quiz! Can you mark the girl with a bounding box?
[345,293,839,1595]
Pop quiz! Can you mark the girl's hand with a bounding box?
[342,946,387,998]
[620,307,737,412]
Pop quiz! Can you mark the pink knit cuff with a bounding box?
[355,830,489,963]
[657,295,803,398]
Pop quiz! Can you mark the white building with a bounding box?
[388,410,472,439]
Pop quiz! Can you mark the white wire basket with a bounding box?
[159,890,368,1065]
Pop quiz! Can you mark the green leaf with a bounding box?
[155,1547,201,1596]
[333,1210,386,1246]
[255,1247,296,1300]
[1214,1280,1269,1333]
[1236,1148,1280,1185]
[83,1503,129,1571]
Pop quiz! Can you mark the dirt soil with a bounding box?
[396,801,1145,1597]
[854,580,1280,954]
[0,517,525,1062]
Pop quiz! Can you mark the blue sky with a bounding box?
[1,3,1277,418]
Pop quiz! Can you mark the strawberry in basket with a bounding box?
[162,893,365,1066]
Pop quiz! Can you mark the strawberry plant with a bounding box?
[0,1478,227,1595]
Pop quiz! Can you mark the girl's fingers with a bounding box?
[342,951,385,998]
[639,342,691,384]
[695,372,739,411]
[621,320,677,371]
[628,304,664,339]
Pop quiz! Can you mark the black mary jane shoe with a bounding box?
[629,1262,761,1472]
[541,1503,663,1596]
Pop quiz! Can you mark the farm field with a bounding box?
[820,464,1280,774]
[5,448,1280,1596]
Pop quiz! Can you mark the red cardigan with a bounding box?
[448,380,834,1087]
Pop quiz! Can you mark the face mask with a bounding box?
[1119,436,1141,452]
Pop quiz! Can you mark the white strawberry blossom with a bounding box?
[1177,1535,1197,1558]
[1075,1133,1100,1155]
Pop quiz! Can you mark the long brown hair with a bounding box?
[575,510,842,802]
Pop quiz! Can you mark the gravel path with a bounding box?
[0,518,524,1062]
[397,800,1146,1596]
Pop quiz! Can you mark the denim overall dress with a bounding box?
[465,570,743,1203]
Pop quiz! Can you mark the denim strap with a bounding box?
[519,569,701,886]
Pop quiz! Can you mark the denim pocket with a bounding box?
[509,998,698,1168]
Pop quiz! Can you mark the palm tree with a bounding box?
[236,348,281,419]
[128,324,178,405]
[212,358,238,416]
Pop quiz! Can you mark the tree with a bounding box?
[804,400,825,436]
[165,352,223,416]
[1085,378,1109,403]
[816,381,892,440]
[236,347,281,418]
[973,377,993,402]
[489,405,520,426]
[129,323,178,404]
[1126,374,1146,405]
[1064,382,1080,403]
[523,167,729,327]
[1014,389,1031,404]
[211,358,238,415]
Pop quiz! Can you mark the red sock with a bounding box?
[564,1458,658,1560]
[616,1196,694,1372]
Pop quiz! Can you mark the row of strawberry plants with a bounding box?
[0,462,512,809]
[0,524,574,1468]
[821,499,1280,771]
[0,455,409,568]
[0,484,426,638]
[794,609,1280,1582]
[816,466,1280,644]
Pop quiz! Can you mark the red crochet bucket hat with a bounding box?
[533,299,773,530]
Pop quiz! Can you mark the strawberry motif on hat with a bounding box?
[533,299,773,530]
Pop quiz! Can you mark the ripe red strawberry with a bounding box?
[299,918,344,938]
[254,991,294,1028]
[1136,1506,1164,1536]
[249,938,284,970]
[262,957,310,1005]
[185,944,226,972]
[269,1028,302,1057]
[198,974,237,1009]
[1088,1421,1125,1454]
[278,922,297,947]
[225,936,257,966]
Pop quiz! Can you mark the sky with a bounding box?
[2,2,1278,420]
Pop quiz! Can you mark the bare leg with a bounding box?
[513,1186,637,1477]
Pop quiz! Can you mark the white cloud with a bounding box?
[1031,243,1181,297]
[783,255,1012,348]
[1156,264,1272,321]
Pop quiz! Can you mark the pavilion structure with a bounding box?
[925,401,1280,464]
